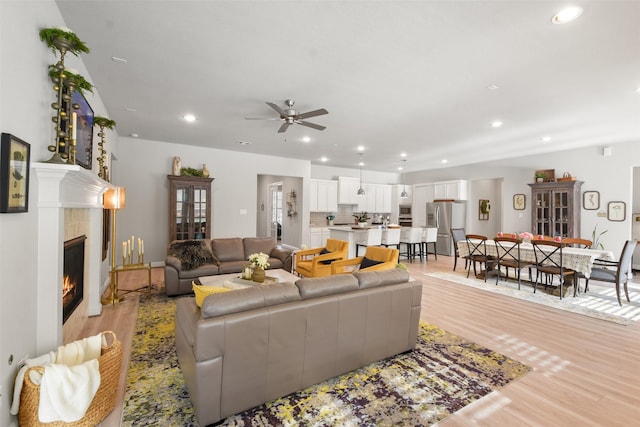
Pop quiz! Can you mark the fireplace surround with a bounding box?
[33,162,111,353]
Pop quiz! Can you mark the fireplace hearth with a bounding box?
[63,235,86,323]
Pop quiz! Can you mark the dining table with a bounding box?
[457,239,615,279]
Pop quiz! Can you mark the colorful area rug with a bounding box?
[122,287,530,426]
[424,271,640,325]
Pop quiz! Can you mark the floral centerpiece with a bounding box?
[248,252,270,282]
[519,231,534,243]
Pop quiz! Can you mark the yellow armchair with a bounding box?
[294,238,349,277]
[331,246,399,274]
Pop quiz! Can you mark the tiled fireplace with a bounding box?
[33,162,111,354]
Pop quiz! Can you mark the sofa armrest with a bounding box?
[271,246,292,263]
[165,255,182,271]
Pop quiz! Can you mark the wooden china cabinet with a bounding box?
[168,175,214,243]
[528,180,583,238]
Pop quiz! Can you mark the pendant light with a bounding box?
[400,159,409,198]
[357,153,365,195]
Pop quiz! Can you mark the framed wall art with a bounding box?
[513,194,526,210]
[607,201,626,222]
[583,191,599,210]
[0,133,30,213]
[479,199,490,220]
[72,90,94,170]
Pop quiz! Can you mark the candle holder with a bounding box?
[94,117,116,181]
[39,27,91,163]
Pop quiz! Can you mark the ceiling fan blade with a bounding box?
[297,120,326,131]
[245,117,280,120]
[296,108,328,120]
[277,122,290,133]
[266,102,286,116]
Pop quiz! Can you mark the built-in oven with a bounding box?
[398,205,412,227]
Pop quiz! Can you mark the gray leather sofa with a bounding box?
[175,269,422,426]
[164,237,292,296]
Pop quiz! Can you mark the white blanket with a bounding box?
[10,332,104,418]
[38,359,101,422]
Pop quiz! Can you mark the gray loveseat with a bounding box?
[175,269,422,426]
[164,237,292,296]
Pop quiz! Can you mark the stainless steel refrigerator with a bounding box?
[426,201,466,256]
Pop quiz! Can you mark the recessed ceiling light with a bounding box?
[130,133,139,138]
[182,114,197,122]
[125,107,137,112]
[400,152,407,157]
[302,136,311,143]
[357,145,365,152]
[552,6,583,24]
[111,56,128,64]
[359,161,365,167]
[635,87,640,93]
[237,140,251,145]
[320,156,328,162]
[487,84,499,90]
[398,166,404,171]
[441,159,448,164]
[491,120,503,128]
[541,136,552,142]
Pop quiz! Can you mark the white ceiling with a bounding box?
[55,1,640,173]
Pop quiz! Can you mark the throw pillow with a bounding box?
[169,240,217,270]
[360,256,383,269]
[318,248,334,265]
[192,281,230,307]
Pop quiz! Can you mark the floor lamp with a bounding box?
[101,186,126,305]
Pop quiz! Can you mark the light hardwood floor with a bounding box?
[76,257,640,426]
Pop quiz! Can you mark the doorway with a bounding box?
[269,182,283,242]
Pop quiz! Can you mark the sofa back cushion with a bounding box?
[295,274,359,299]
[201,282,300,319]
[212,238,245,262]
[243,237,277,259]
[168,240,217,270]
[354,269,410,289]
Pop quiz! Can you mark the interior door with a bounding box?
[268,182,283,241]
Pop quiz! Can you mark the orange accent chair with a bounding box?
[330,246,399,274]
[294,238,348,277]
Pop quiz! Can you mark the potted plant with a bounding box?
[535,172,546,183]
[353,212,370,227]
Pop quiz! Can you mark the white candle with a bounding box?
[71,112,77,140]
[141,239,144,254]
[122,241,126,256]
[138,238,141,255]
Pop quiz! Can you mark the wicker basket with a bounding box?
[18,331,122,426]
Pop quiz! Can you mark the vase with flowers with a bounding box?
[248,252,270,282]
[519,231,534,244]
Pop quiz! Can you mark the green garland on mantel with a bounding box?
[94,116,117,129]
[48,65,94,94]
[39,27,90,56]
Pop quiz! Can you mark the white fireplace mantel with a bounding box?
[32,162,112,353]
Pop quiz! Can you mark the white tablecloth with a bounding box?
[457,240,615,278]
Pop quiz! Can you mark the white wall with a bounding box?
[407,143,640,256]
[116,138,311,263]
[0,1,115,424]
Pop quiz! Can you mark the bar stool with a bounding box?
[400,227,424,262]
[354,228,382,257]
[422,227,438,261]
[381,228,401,250]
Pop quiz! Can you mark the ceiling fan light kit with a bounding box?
[246,99,328,133]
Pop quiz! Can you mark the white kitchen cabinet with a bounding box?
[433,180,468,200]
[412,184,432,227]
[377,184,392,213]
[309,227,331,248]
[310,179,338,212]
[338,177,362,206]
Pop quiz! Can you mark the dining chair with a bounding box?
[400,227,424,262]
[562,237,592,248]
[531,240,576,299]
[450,228,467,271]
[422,227,438,261]
[464,234,494,282]
[494,236,534,289]
[354,228,382,257]
[584,240,637,305]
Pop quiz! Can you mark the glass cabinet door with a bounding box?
[168,176,213,244]
[175,186,191,240]
[534,191,550,236]
[193,187,207,239]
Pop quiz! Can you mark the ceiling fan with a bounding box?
[246,99,328,133]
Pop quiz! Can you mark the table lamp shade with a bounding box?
[104,187,126,210]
